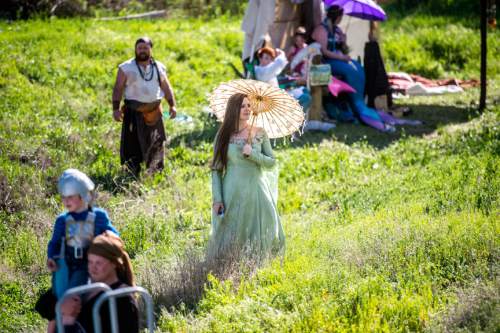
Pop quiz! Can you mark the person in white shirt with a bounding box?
[112,37,177,177]
[255,46,333,133]
[254,47,288,87]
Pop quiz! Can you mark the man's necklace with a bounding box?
[135,60,155,82]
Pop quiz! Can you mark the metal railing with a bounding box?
[55,284,154,333]
[92,286,154,333]
[56,283,111,333]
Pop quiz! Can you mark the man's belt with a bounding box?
[124,99,163,126]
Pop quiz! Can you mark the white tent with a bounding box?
[338,16,369,62]
[241,0,276,61]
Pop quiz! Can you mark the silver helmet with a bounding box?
[57,169,95,204]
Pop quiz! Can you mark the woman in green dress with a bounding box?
[209,93,285,260]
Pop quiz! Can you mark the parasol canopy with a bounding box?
[209,79,305,139]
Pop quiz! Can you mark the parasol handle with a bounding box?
[246,113,257,144]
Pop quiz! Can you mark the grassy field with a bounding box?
[0,14,499,332]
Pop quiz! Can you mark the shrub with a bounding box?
[0,0,247,19]
[428,279,500,332]
[138,243,261,310]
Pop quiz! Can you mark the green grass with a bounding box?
[0,15,499,332]
[381,15,500,79]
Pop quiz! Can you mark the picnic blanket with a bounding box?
[388,72,479,96]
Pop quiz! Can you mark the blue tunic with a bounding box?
[47,207,118,259]
[48,207,119,296]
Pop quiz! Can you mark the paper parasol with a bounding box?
[209,79,305,140]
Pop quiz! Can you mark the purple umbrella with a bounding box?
[324,0,387,21]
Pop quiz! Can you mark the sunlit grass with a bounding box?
[0,15,498,332]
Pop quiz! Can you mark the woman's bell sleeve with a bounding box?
[247,133,276,168]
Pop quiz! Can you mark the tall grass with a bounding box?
[0,15,498,332]
[381,16,499,78]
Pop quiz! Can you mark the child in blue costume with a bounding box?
[46,169,119,298]
[313,5,395,132]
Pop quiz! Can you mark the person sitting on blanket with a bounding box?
[314,5,423,132]
[286,26,308,79]
[255,47,288,87]
[313,5,399,132]
[255,47,312,118]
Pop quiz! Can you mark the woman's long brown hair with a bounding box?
[211,93,247,171]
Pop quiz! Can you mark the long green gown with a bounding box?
[208,130,285,259]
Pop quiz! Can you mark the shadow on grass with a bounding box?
[167,114,219,149]
[291,103,478,150]
[89,171,140,194]
[169,126,218,149]
[167,103,478,151]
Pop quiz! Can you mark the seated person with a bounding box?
[286,26,308,79]
[254,47,288,87]
[255,46,312,118]
[36,233,139,333]
[286,26,319,119]
[289,45,336,132]
[313,5,395,132]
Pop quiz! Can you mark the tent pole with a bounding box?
[479,0,487,112]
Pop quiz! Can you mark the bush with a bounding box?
[381,16,499,78]
[138,244,261,310]
[384,0,478,18]
[428,279,500,332]
[0,282,44,332]
[0,0,247,19]
[1,0,89,19]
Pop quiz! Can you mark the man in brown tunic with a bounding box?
[112,37,176,177]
